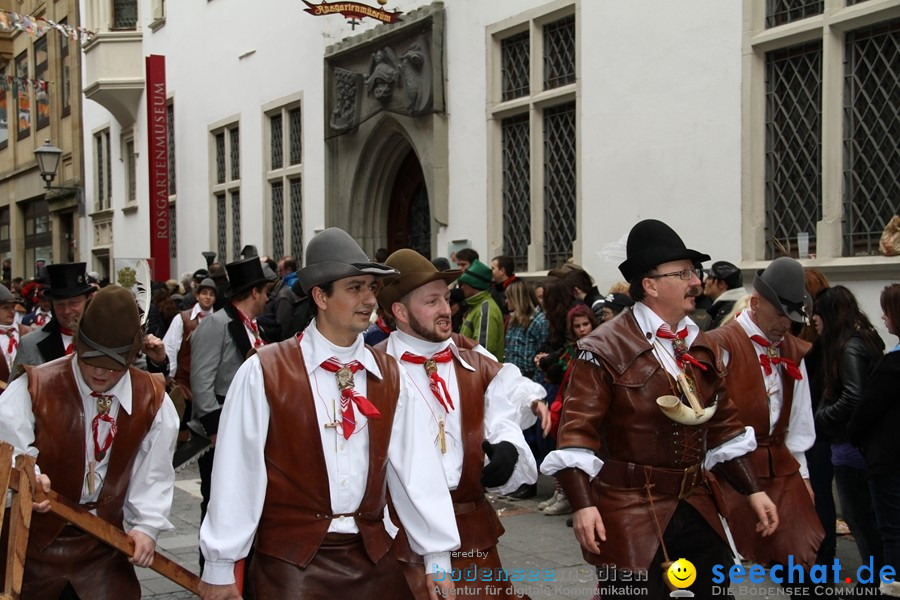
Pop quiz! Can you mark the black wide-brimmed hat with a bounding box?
[377,249,461,312]
[753,256,808,324]
[618,219,710,282]
[225,257,276,297]
[297,228,397,295]
[708,261,743,289]
[43,262,95,300]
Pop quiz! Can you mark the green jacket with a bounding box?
[460,290,505,361]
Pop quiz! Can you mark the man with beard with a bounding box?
[198,229,459,600]
[377,249,549,600]
[13,263,95,378]
[541,219,778,599]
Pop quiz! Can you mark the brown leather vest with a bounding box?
[706,321,811,477]
[253,338,399,568]
[25,355,166,549]
[173,309,202,398]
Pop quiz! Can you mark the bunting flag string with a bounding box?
[0,9,95,43]
[0,75,50,93]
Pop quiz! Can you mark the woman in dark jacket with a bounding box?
[849,283,900,595]
[814,285,885,575]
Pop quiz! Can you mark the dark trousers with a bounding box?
[806,435,837,565]
[596,502,734,600]
[834,465,884,579]
[870,473,900,578]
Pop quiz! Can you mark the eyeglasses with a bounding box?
[649,268,702,281]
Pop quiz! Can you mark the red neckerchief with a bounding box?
[235,306,265,348]
[750,334,802,380]
[60,326,75,355]
[375,316,392,335]
[400,348,455,412]
[656,324,707,371]
[319,357,382,439]
[0,326,16,354]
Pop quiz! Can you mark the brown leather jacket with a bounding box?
[26,355,166,550]
[555,310,757,571]
[706,321,822,568]
[173,309,203,400]
[253,338,399,568]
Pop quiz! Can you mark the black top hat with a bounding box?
[225,257,276,297]
[708,261,743,289]
[43,263,95,300]
[618,219,710,282]
[192,268,209,281]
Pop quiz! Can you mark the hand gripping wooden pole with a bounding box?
[0,441,200,597]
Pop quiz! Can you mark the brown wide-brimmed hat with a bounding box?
[377,249,461,312]
[76,285,143,370]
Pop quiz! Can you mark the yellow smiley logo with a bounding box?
[667,558,697,589]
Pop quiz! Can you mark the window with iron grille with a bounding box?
[113,0,138,29]
[125,138,136,203]
[765,0,823,29]
[544,15,575,90]
[492,7,577,272]
[501,32,530,101]
[59,18,70,116]
[0,207,10,254]
[95,130,112,211]
[266,101,303,260]
[764,41,822,260]
[501,115,531,273]
[33,36,49,130]
[845,0,872,4]
[843,19,900,256]
[169,204,177,259]
[211,122,241,262]
[543,102,577,268]
[167,102,176,196]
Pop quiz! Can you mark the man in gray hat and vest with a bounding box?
[198,228,459,600]
[189,257,276,545]
[541,219,778,599]
[0,285,179,599]
[706,257,822,589]
[377,249,549,599]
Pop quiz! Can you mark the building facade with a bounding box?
[0,0,84,280]
[77,0,898,337]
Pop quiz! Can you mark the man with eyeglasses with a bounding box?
[541,219,778,600]
[703,261,746,329]
[0,285,179,599]
[706,257,822,597]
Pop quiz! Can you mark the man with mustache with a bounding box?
[542,219,778,599]
[706,257,822,593]
[198,229,459,600]
[377,249,549,599]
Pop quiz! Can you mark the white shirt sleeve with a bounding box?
[785,360,815,478]
[124,394,179,540]
[482,365,539,495]
[703,427,758,471]
[199,356,270,585]
[385,368,460,575]
[0,374,40,461]
[540,448,603,478]
[162,316,184,379]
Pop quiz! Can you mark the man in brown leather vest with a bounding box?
[0,285,178,599]
[706,257,823,580]
[377,249,549,599]
[542,219,779,600]
[198,228,460,600]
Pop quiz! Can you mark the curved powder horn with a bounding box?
[656,395,717,426]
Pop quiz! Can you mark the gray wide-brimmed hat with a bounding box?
[297,228,397,294]
[0,283,18,304]
[753,256,808,324]
[197,278,218,294]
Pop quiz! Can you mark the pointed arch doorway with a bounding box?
[387,149,431,258]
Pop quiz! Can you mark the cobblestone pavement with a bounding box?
[142,466,865,599]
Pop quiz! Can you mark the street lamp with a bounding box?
[34,139,63,190]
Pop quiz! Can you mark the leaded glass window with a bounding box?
[216,194,226,262]
[270,114,283,170]
[766,0,823,28]
[765,41,822,259]
[169,204,177,258]
[231,191,241,261]
[544,15,575,90]
[843,19,900,256]
[290,179,303,262]
[230,128,240,181]
[167,103,176,196]
[289,108,302,165]
[501,115,531,273]
[113,0,138,29]
[543,102,576,269]
[501,31,530,101]
[215,133,225,184]
[272,182,284,259]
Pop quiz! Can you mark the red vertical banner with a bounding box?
[146,54,170,281]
